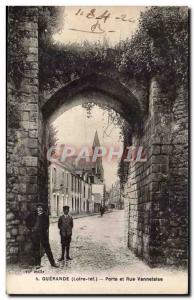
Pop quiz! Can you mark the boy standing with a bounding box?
[58,206,73,261]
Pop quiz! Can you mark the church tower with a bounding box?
[92,130,101,151]
[92,130,104,182]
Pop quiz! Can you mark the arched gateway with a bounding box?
[7,7,188,267]
[42,74,143,123]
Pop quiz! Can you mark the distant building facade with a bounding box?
[92,183,105,212]
[48,162,92,216]
[48,131,105,216]
[104,190,110,209]
[109,181,124,209]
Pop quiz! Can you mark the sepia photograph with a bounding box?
[6,5,189,295]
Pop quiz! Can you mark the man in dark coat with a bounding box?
[100,205,105,217]
[58,206,73,261]
[26,203,58,268]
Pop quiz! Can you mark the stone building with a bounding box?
[48,161,92,216]
[104,190,110,209]
[91,183,105,212]
[109,181,124,209]
[48,130,105,216]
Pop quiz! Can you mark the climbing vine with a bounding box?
[38,6,188,183]
[7,7,27,89]
[39,7,188,92]
[116,7,188,89]
[8,6,188,179]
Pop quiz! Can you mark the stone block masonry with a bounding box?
[7,7,39,263]
[124,78,188,266]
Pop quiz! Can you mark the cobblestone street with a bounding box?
[39,210,186,278]
[7,210,187,278]
[42,209,146,274]
[7,210,188,294]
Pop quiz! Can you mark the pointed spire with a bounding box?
[92,130,100,149]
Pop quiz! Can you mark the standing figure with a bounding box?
[100,205,105,217]
[58,206,73,261]
[26,203,58,268]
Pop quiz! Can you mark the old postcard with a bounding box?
[6,6,189,294]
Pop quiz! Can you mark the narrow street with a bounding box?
[41,210,186,278]
[7,210,188,294]
[42,209,145,273]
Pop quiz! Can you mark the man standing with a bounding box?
[26,203,58,268]
[58,206,73,261]
[100,205,105,217]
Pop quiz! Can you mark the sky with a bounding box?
[52,105,123,189]
[53,6,147,46]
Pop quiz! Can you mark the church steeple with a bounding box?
[91,130,104,182]
[92,130,100,151]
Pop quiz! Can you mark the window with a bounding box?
[71,176,73,192]
[60,171,64,187]
[62,194,65,206]
[53,194,56,214]
[80,181,82,193]
[78,180,80,193]
[56,194,59,216]
[53,167,56,184]
[72,197,74,210]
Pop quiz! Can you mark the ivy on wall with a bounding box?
[38,6,188,183]
[7,7,34,88]
[39,40,113,92]
[7,7,28,128]
[7,6,189,180]
[39,6,188,92]
[116,7,188,88]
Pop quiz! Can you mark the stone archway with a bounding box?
[7,7,188,267]
[39,73,144,206]
[38,75,188,268]
[41,73,144,123]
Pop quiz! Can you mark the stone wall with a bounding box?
[166,85,188,265]
[7,7,39,263]
[124,78,188,266]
